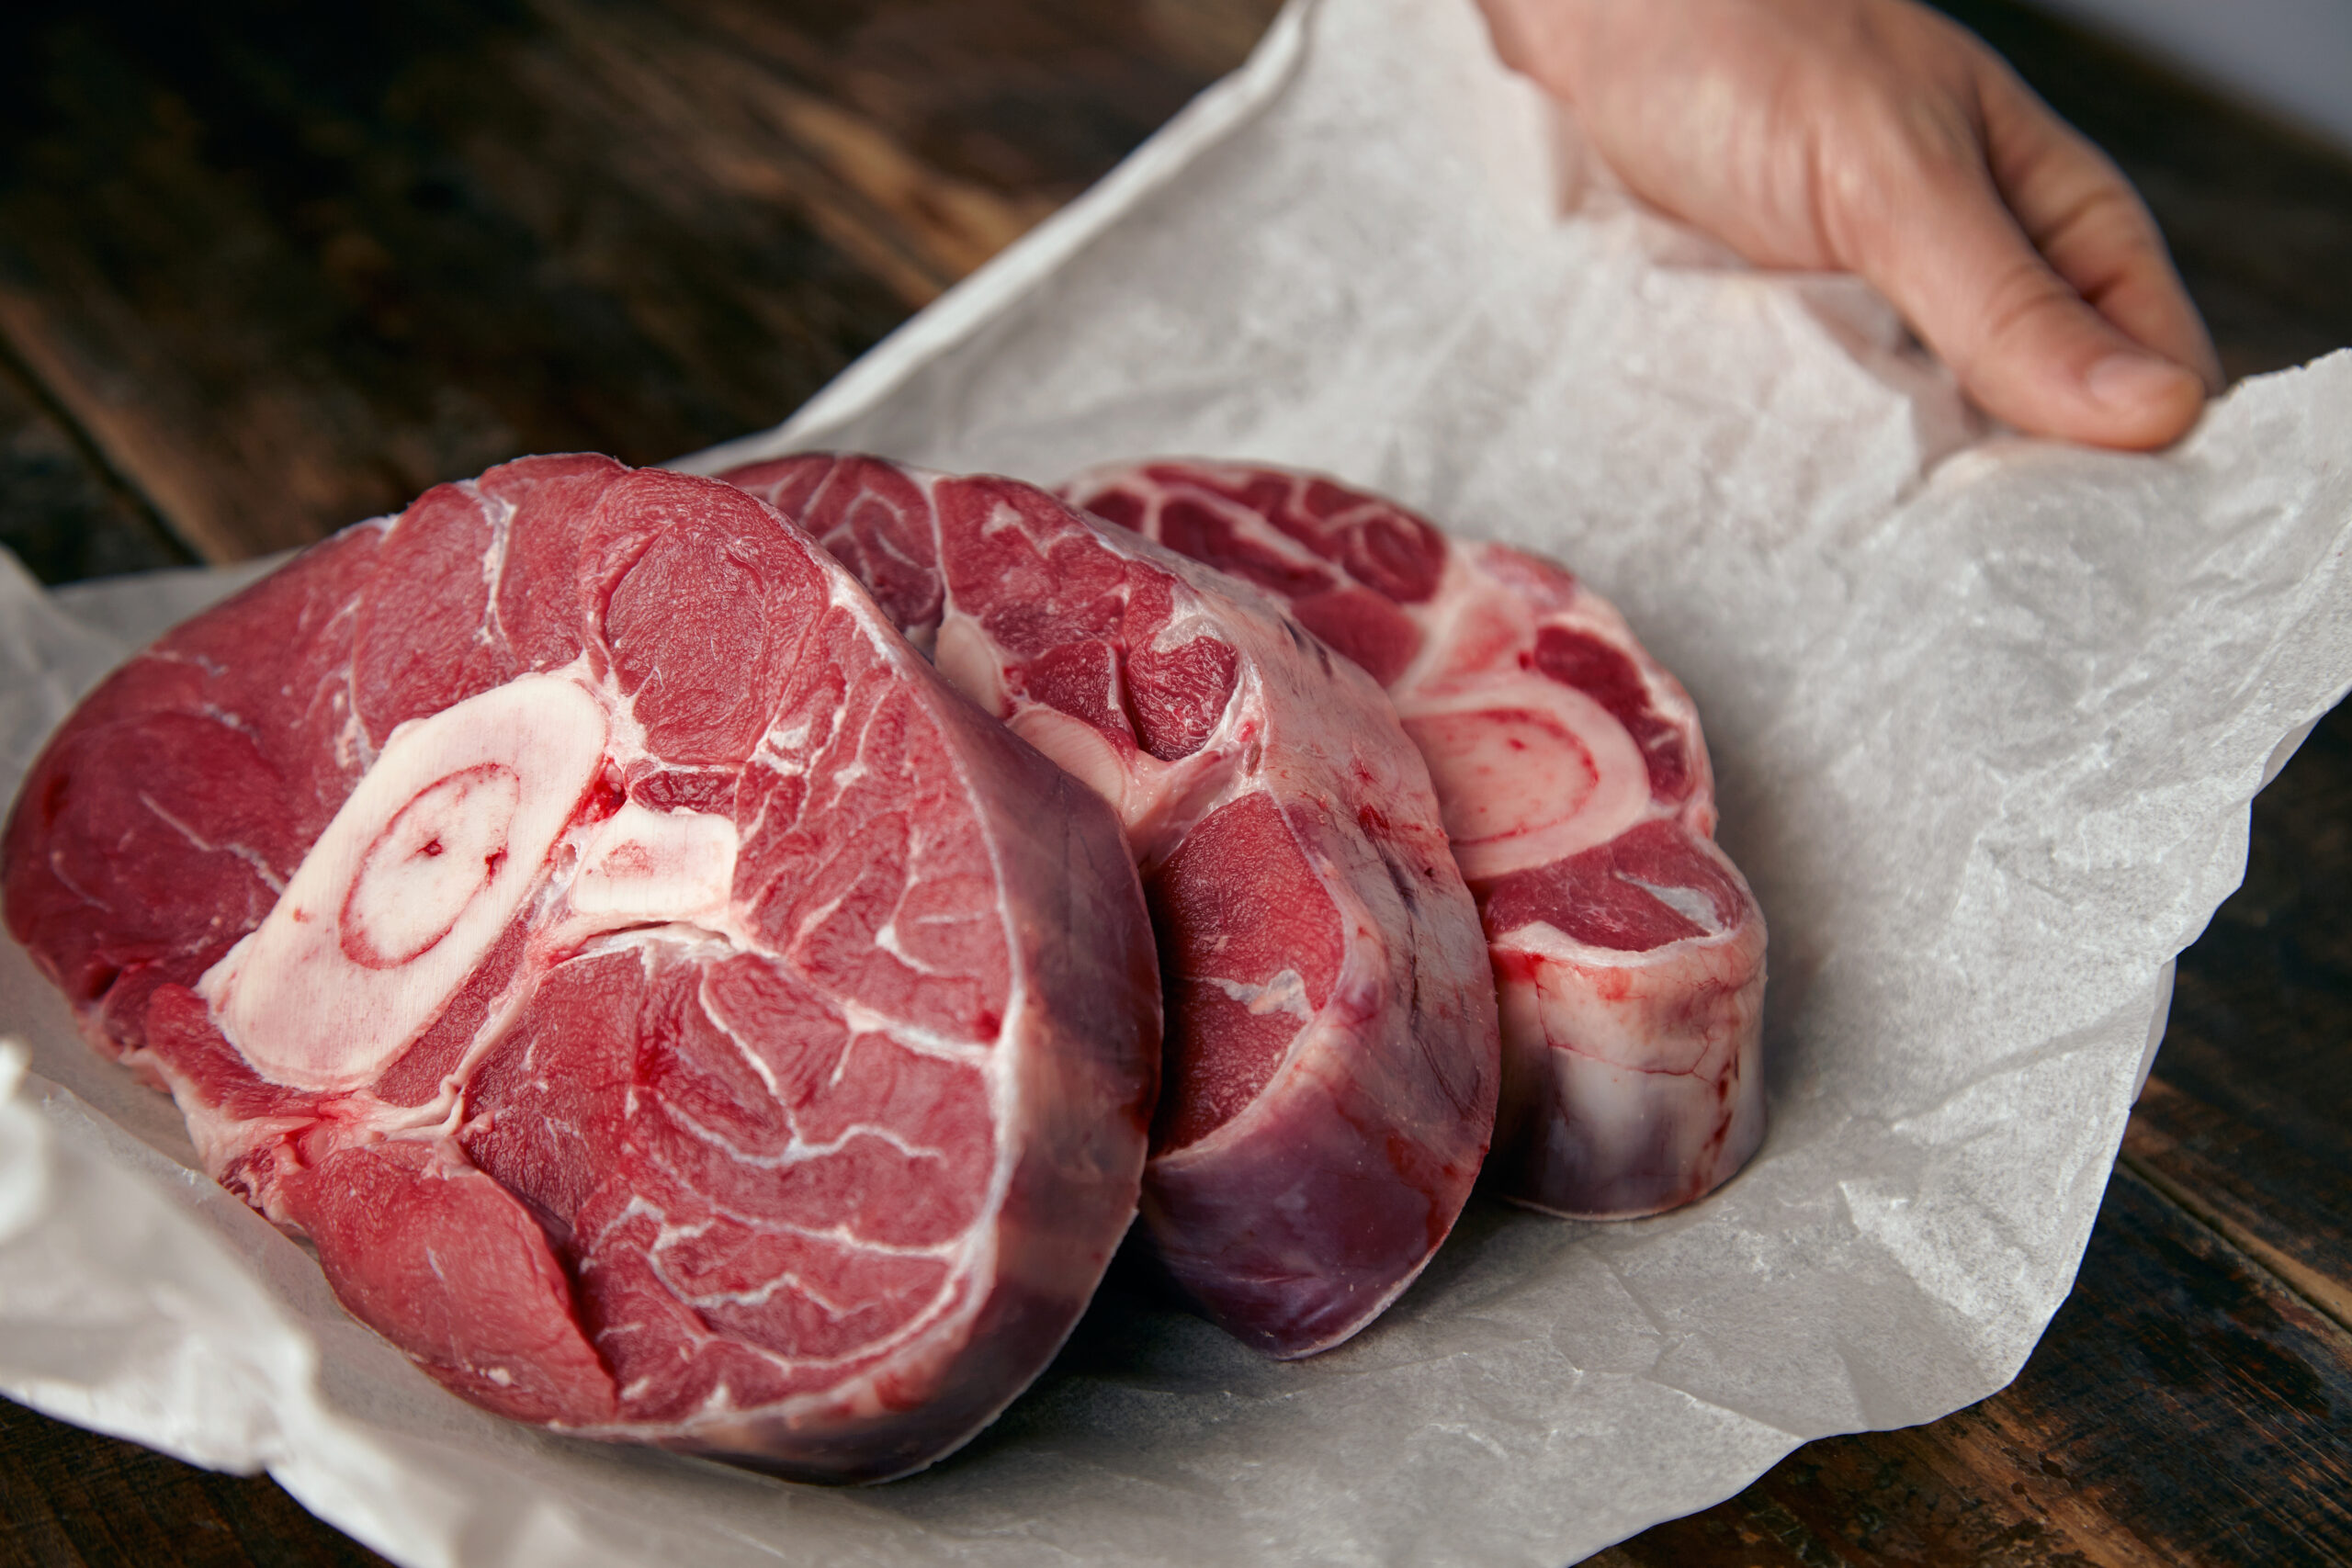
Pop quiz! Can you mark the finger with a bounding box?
[1834,114,2207,449]
[1981,68,2222,392]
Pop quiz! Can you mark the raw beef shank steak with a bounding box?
[1,456,1159,1481]
[1063,460,1767,1220]
[721,455,1500,1358]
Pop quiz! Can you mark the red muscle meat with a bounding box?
[2,457,1159,1481]
[1062,460,1766,1220]
[721,456,1499,1359]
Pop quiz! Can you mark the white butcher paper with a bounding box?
[5,0,2351,1560]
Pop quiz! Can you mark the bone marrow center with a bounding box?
[1397,679,1649,880]
[342,763,522,967]
[199,674,610,1091]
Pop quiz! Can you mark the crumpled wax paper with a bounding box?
[5,0,2350,1562]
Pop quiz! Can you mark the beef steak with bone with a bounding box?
[3,456,1160,1482]
[1061,460,1768,1220]
[721,455,1500,1359]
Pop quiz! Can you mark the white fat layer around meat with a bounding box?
[1537,1040,1725,1180]
[199,672,611,1093]
[1488,909,1738,966]
[1497,943,1745,1080]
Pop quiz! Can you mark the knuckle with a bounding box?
[1969,259,2080,368]
[2040,179,2154,253]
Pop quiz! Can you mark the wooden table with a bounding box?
[3,2,2346,1562]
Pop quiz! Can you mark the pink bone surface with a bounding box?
[1,456,1159,1482]
[721,455,1500,1359]
[1060,459,1767,1220]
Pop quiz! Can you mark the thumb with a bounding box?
[1839,113,2210,449]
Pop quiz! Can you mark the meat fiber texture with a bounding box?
[1062,460,1765,1219]
[1,456,1159,1483]
[719,455,1498,1358]
[3,0,2351,1562]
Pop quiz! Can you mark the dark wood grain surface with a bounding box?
[2,1,2346,1564]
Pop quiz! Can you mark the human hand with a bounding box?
[1475,0,2222,449]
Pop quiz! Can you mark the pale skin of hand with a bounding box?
[1476,0,2224,449]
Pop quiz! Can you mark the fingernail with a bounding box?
[2086,352,2194,410]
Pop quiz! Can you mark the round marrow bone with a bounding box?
[201,673,609,1092]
